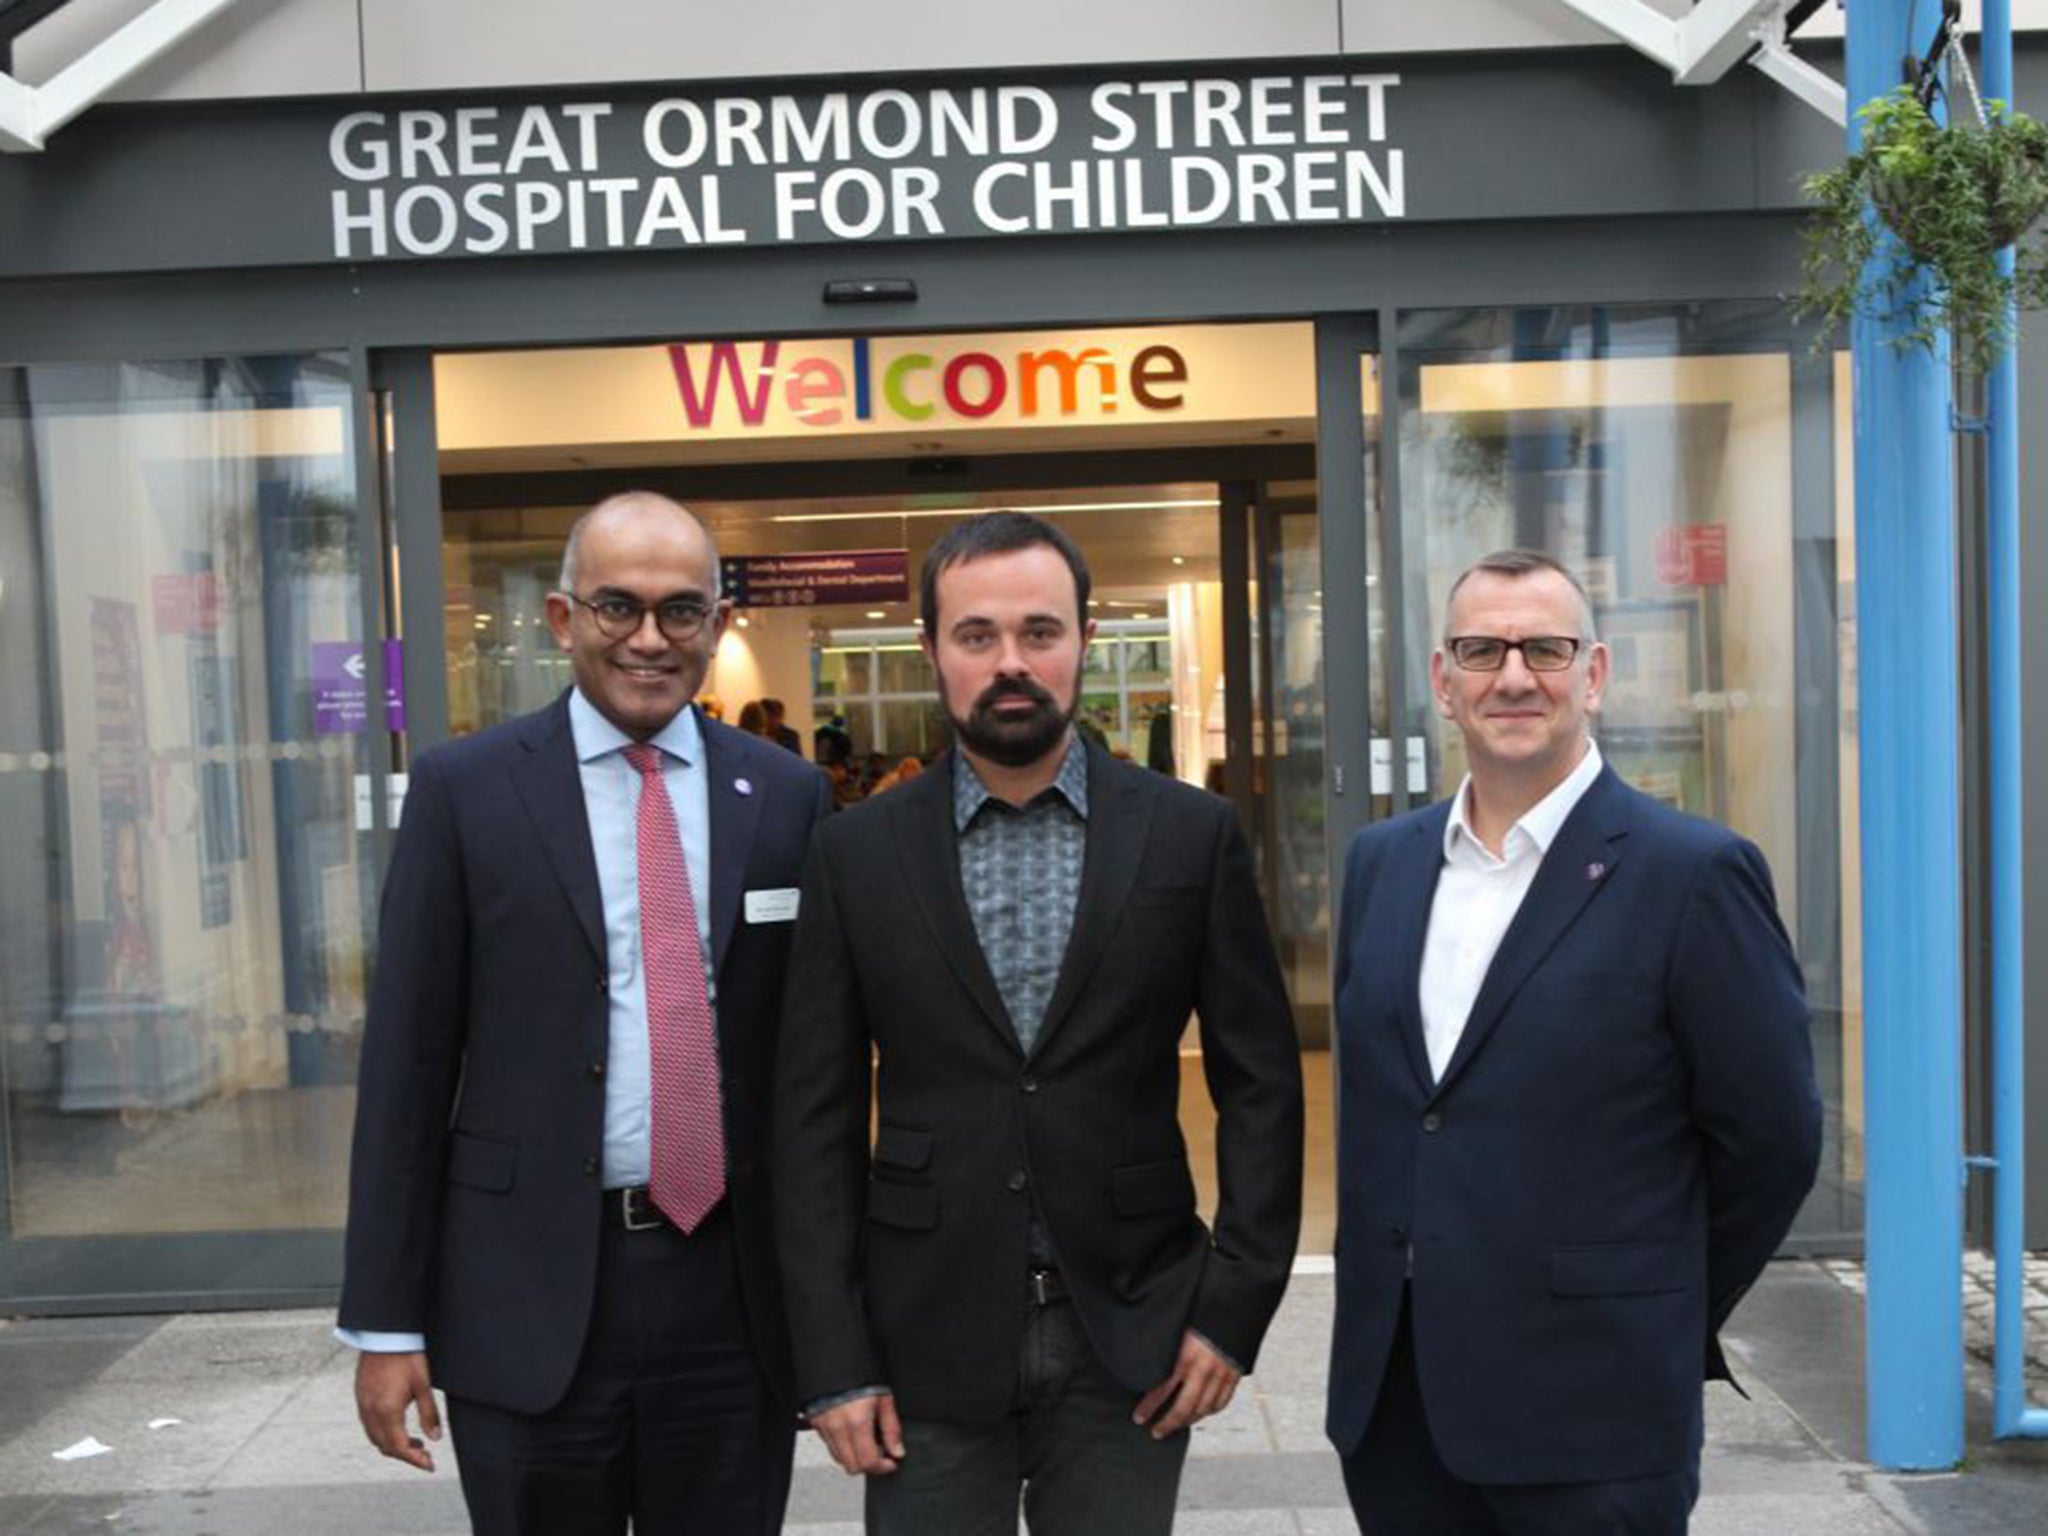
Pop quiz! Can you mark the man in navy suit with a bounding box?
[338,492,832,1536]
[1327,549,1820,1534]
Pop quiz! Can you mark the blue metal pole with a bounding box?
[1846,0,1966,1471]
[1978,0,2048,1444]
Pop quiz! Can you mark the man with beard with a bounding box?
[773,511,1304,1535]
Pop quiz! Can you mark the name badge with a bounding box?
[744,887,801,924]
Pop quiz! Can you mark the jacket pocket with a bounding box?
[1111,1158,1197,1218]
[866,1176,939,1230]
[1549,1241,1689,1297]
[872,1124,933,1171]
[446,1129,516,1192]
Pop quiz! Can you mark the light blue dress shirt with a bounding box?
[340,688,715,1355]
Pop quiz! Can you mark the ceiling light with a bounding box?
[865,610,886,619]
[1171,556,1186,566]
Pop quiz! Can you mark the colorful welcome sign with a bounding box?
[433,322,1315,451]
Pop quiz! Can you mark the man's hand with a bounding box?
[1133,1331,1240,1439]
[809,1391,905,1476]
[355,1350,442,1472]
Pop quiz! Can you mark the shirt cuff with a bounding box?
[802,1384,890,1419]
[1188,1329,1245,1375]
[336,1327,427,1353]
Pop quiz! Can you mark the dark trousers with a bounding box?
[448,1208,794,1536]
[1340,1294,1699,1536]
[866,1294,1189,1536]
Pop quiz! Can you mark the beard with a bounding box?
[948,676,1076,768]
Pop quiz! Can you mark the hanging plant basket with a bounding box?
[1795,84,2048,373]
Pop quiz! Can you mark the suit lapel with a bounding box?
[508,695,606,967]
[1384,806,1451,1096]
[1432,767,1631,1097]
[698,714,760,977]
[891,755,1016,1051]
[1028,744,1152,1062]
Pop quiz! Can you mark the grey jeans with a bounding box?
[865,1297,1191,1536]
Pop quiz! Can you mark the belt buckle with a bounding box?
[620,1188,664,1232]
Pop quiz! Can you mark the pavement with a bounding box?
[0,1259,2044,1535]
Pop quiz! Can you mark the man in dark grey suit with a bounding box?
[774,511,1305,1535]
[338,492,831,1536]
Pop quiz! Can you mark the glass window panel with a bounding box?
[0,354,366,1251]
[1393,303,1852,1244]
[874,646,932,695]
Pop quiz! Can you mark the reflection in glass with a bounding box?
[0,355,367,1260]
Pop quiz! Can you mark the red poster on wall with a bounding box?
[1654,524,1727,587]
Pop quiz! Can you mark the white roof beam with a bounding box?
[0,70,35,152]
[1,0,244,151]
[1675,0,1784,84]
[1549,0,1683,69]
[1749,29,1847,124]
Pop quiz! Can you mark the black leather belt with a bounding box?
[1028,1268,1067,1306]
[604,1186,669,1231]
[604,1187,728,1232]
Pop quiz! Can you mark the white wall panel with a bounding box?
[357,0,1341,93]
[14,0,362,100]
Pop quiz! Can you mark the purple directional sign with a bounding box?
[720,549,909,609]
[312,640,406,734]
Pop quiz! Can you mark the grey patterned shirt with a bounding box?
[954,738,1090,1056]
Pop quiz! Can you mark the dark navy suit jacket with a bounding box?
[1326,765,1821,1484]
[338,694,832,1414]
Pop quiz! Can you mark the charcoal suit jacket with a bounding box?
[773,742,1305,1421]
[338,692,832,1414]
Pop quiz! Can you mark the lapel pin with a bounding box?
[735,777,753,797]
[1586,861,1607,881]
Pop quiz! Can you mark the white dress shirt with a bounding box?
[1417,740,1605,1084]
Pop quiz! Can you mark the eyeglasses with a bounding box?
[1444,635,1584,673]
[565,592,716,641]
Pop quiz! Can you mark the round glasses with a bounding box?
[566,592,716,642]
[1444,635,1584,673]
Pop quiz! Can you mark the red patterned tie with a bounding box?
[624,743,725,1232]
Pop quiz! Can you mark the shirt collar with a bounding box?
[952,735,1091,833]
[568,686,703,768]
[1444,737,1604,864]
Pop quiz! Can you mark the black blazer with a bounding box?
[772,743,1305,1422]
[1325,766,1822,1483]
[338,694,833,1414]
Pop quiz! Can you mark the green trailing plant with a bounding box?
[1796,84,2048,373]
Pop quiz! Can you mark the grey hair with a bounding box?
[1443,549,1597,641]
[558,491,721,597]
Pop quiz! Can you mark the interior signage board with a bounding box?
[432,323,1316,450]
[720,550,910,609]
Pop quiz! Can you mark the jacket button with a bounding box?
[1020,1077,1039,1094]
[596,974,608,993]
[582,1156,599,1176]
[1421,1112,1442,1133]
[1006,1170,1028,1193]
[589,1061,604,1080]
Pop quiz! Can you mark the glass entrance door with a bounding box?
[0,353,386,1309]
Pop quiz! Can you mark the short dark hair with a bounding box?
[1444,548,1598,640]
[920,511,1091,639]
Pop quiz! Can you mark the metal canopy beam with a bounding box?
[0,0,241,151]
[1551,0,1844,122]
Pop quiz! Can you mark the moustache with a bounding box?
[975,679,1056,711]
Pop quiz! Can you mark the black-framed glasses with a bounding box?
[565,591,716,641]
[1445,635,1584,673]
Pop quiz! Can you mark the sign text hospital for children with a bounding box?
[326,72,1405,259]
